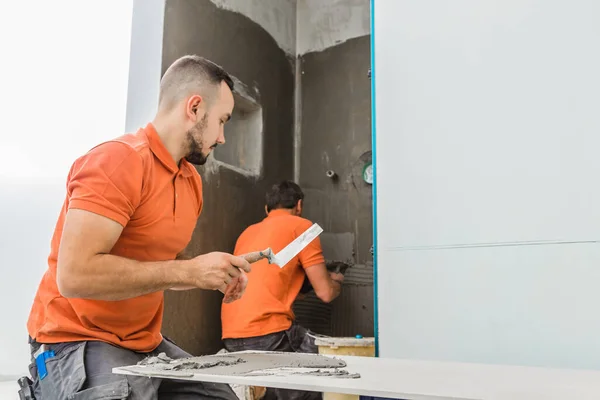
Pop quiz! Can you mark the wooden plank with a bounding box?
[112,351,600,399]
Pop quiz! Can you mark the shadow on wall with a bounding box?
[160,0,295,356]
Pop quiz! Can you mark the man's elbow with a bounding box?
[315,287,338,303]
[318,293,335,304]
[56,262,84,298]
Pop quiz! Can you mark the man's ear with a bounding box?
[265,205,269,216]
[295,199,303,216]
[186,95,203,120]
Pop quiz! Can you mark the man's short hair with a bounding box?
[266,181,304,212]
[158,55,234,110]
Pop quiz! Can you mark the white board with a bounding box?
[374,0,600,368]
[113,351,600,399]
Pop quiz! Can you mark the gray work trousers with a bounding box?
[28,336,237,399]
[223,324,322,400]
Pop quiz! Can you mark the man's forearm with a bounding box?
[58,254,189,301]
[168,249,198,291]
[330,280,342,300]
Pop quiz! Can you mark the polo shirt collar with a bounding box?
[144,123,194,177]
[267,209,294,218]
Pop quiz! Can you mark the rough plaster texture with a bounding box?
[320,232,355,264]
[208,0,369,56]
[209,0,297,55]
[212,77,264,176]
[293,293,333,336]
[161,0,294,355]
[295,36,373,337]
[331,284,374,338]
[297,0,370,55]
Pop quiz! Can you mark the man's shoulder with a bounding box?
[89,131,150,158]
[264,215,315,237]
[286,215,315,231]
[239,215,314,237]
[239,220,263,237]
[111,131,151,152]
[73,132,151,171]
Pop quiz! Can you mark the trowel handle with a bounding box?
[241,248,273,264]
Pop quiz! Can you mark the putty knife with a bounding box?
[223,223,324,303]
[268,223,323,268]
[242,223,324,268]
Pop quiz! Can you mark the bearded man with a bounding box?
[24,55,245,399]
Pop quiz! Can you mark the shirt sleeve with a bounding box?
[67,141,144,227]
[296,219,326,269]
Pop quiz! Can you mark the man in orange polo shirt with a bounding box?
[23,55,248,399]
[221,181,345,400]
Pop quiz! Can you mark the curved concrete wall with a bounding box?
[126,0,372,352]
[160,0,295,355]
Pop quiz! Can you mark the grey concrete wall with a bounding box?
[295,35,373,337]
[208,0,297,56]
[296,0,370,55]
[161,0,295,355]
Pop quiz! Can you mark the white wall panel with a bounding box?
[374,0,600,369]
[379,244,600,369]
[375,0,600,250]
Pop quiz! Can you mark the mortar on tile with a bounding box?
[133,351,360,379]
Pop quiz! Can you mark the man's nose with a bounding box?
[217,129,226,144]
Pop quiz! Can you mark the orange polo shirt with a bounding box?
[27,123,203,352]
[221,210,325,339]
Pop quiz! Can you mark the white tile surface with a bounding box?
[113,351,600,399]
[379,243,600,370]
[375,0,600,249]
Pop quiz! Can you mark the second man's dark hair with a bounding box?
[266,181,304,212]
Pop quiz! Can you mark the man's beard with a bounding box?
[184,114,210,165]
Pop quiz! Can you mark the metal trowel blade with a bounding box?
[268,223,323,268]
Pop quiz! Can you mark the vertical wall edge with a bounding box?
[369,0,379,358]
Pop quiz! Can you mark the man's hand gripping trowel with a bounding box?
[222,223,324,303]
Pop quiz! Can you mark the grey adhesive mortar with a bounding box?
[127,351,360,379]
